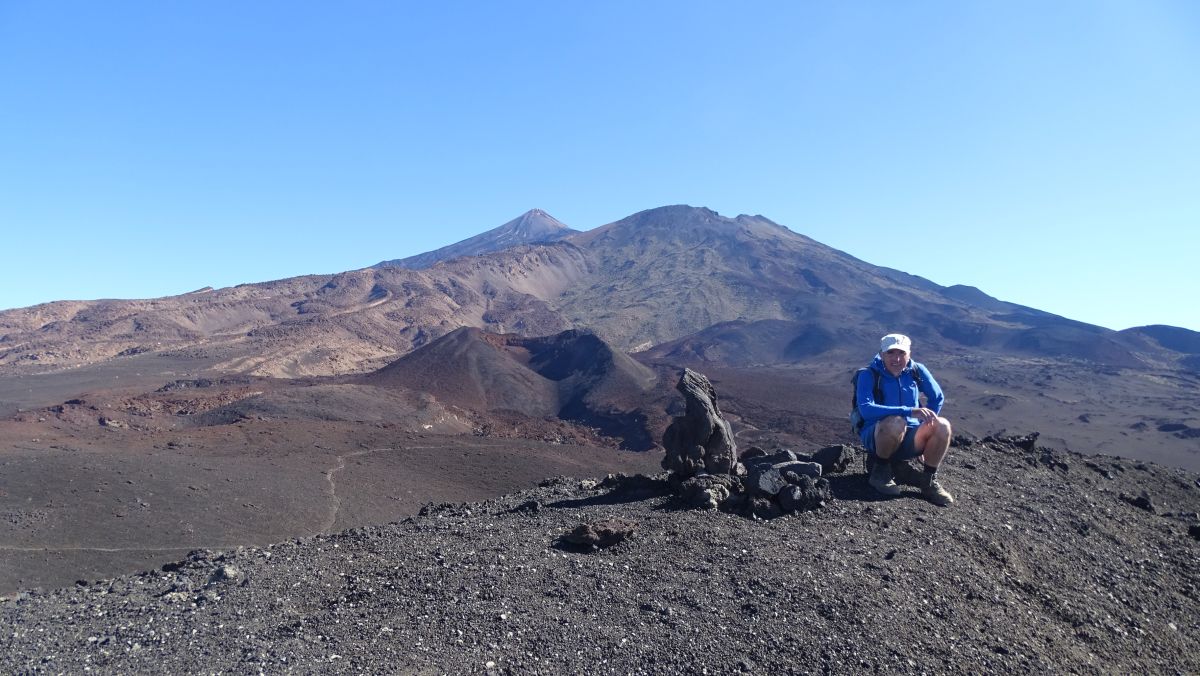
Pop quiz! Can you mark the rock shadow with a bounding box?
[546,474,671,510]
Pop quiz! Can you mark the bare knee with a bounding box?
[933,416,952,436]
[878,416,907,438]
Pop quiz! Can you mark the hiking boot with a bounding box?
[868,462,901,496]
[918,473,955,506]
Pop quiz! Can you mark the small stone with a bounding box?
[206,564,244,586]
[559,519,638,550]
[1120,492,1156,513]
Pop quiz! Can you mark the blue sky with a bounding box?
[1,2,1197,332]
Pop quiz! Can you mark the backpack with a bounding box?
[849,364,923,434]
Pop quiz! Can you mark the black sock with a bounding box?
[923,463,938,475]
[875,456,892,465]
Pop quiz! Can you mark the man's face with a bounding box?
[882,348,908,374]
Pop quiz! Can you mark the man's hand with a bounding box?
[912,407,938,423]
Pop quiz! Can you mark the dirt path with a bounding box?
[318,446,435,534]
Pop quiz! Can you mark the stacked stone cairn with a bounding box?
[661,368,857,519]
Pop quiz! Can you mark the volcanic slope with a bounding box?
[4,204,1196,381]
[378,208,578,269]
[2,437,1198,674]
[0,242,589,380]
[363,327,661,449]
[558,206,1193,372]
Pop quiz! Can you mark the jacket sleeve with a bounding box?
[915,362,944,414]
[856,368,911,421]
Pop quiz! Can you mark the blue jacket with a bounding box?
[857,356,943,435]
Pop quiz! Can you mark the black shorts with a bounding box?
[863,423,921,460]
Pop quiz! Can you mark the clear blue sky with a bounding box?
[1,2,1197,332]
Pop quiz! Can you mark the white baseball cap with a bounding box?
[880,333,912,354]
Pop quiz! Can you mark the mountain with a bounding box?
[3,204,1193,378]
[363,327,660,449]
[377,208,577,269]
[556,206,1166,369]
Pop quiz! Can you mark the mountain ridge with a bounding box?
[4,204,1194,376]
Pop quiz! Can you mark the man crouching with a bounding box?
[856,333,954,505]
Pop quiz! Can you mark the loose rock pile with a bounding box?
[661,368,857,518]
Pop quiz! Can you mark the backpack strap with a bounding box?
[909,361,924,391]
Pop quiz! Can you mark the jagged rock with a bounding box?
[778,476,831,513]
[748,496,782,520]
[679,474,740,510]
[812,444,856,475]
[739,446,768,462]
[774,460,822,480]
[950,433,977,448]
[760,449,799,465]
[747,467,789,497]
[659,370,832,518]
[1189,524,1200,541]
[1085,461,1116,480]
[1037,449,1070,472]
[508,500,542,515]
[661,369,737,477]
[1120,492,1156,513]
[559,519,638,550]
[597,473,670,501]
[985,432,1039,451]
[206,564,244,586]
[160,591,192,604]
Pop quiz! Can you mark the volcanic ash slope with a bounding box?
[2,439,1199,674]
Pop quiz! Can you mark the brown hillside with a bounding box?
[364,327,660,449]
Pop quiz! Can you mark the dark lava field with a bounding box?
[3,437,1198,674]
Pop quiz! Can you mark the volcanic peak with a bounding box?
[377,208,577,269]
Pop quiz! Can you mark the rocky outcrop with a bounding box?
[736,447,832,519]
[661,369,841,518]
[660,368,737,477]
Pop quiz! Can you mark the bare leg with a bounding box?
[873,416,908,459]
[915,416,952,467]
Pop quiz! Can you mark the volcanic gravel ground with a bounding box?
[3,439,1199,674]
